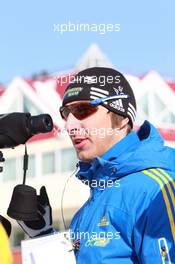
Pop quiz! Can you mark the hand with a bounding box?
[17,186,55,238]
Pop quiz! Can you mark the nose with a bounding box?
[65,113,82,134]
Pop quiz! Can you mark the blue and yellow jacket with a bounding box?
[70,121,175,263]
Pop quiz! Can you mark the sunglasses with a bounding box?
[60,95,129,121]
[60,102,98,121]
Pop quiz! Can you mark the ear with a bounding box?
[120,117,129,129]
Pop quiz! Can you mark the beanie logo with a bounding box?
[64,87,83,98]
[110,99,125,113]
[113,86,124,95]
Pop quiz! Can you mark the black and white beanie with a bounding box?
[62,67,136,127]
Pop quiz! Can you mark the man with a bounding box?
[59,67,175,263]
[18,67,175,263]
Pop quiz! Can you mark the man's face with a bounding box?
[63,101,125,162]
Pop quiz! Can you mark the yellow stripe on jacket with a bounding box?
[143,169,175,243]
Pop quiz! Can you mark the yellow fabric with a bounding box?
[143,169,175,243]
[0,223,12,264]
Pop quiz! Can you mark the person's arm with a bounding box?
[134,183,175,263]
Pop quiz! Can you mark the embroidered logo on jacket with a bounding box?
[85,237,110,247]
[98,216,109,226]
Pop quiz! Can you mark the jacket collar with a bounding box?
[76,131,140,183]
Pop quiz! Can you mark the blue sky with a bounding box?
[0,0,175,84]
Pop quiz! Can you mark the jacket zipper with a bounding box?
[74,197,92,257]
[158,237,171,264]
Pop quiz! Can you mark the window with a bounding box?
[60,148,77,172]
[27,154,35,178]
[2,156,26,182]
[42,152,55,175]
[2,158,16,181]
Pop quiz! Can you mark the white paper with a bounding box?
[21,232,76,264]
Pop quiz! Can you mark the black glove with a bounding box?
[17,186,55,238]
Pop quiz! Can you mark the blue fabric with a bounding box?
[70,121,175,263]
